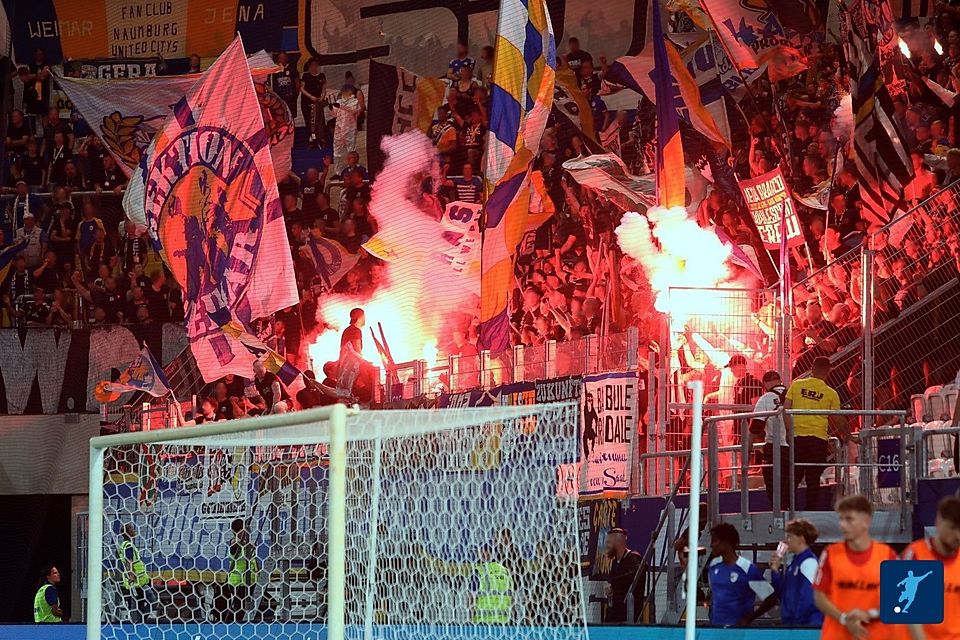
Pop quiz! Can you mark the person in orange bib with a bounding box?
[903,496,960,640]
[814,495,902,639]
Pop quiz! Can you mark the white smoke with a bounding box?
[831,94,854,143]
[614,206,734,315]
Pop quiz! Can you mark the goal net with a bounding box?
[87,403,586,640]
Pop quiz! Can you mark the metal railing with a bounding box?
[386,327,639,400]
[639,407,911,525]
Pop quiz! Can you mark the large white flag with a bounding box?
[54,50,293,180]
[124,37,299,381]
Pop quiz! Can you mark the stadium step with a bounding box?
[716,509,913,547]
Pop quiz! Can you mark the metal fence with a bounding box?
[648,287,779,494]
[790,180,960,419]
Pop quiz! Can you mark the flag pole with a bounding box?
[695,3,790,154]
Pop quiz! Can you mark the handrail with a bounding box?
[627,451,693,624]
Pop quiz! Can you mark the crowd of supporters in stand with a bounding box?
[7,8,960,412]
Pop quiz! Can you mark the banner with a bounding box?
[55,50,292,180]
[738,168,805,250]
[200,448,250,521]
[578,498,621,579]
[7,0,295,64]
[0,323,186,414]
[125,37,298,382]
[437,201,483,286]
[366,60,445,176]
[578,371,637,498]
[63,56,162,79]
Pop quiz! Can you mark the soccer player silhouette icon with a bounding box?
[897,570,933,613]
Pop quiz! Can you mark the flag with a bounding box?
[478,0,557,353]
[700,0,807,81]
[562,153,656,212]
[606,43,729,147]
[366,60,446,175]
[923,77,958,107]
[842,0,913,225]
[553,66,596,141]
[221,322,306,395]
[54,51,293,180]
[652,0,685,209]
[600,119,621,156]
[300,236,361,294]
[714,225,765,282]
[124,37,299,382]
[0,238,28,284]
[761,45,808,82]
[103,347,171,397]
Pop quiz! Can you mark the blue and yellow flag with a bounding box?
[479,0,557,352]
[104,347,172,398]
[652,0,685,210]
[0,238,27,285]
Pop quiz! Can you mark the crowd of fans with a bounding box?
[6,6,960,414]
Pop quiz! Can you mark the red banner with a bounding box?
[738,168,805,250]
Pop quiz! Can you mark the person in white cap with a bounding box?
[15,211,47,269]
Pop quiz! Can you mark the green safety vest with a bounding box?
[228,545,259,586]
[119,539,149,589]
[473,561,513,624]
[33,584,60,623]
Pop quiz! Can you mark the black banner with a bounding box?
[0,323,184,414]
[63,57,164,79]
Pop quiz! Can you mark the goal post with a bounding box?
[87,402,585,640]
[87,403,351,640]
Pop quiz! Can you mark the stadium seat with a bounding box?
[922,420,955,477]
[911,393,930,422]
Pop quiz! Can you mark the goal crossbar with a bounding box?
[88,404,355,640]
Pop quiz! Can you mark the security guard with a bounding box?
[34,565,65,623]
[784,357,852,510]
[224,518,260,622]
[472,543,513,624]
[119,523,154,622]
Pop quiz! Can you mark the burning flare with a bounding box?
[309,132,469,374]
[615,206,736,328]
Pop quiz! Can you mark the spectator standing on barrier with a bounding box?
[784,357,849,510]
[813,495,898,639]
[902,496,960,640]
[750,370,790,509]
[603,527,643,623]
[765,519,823,626]
[706,523,772,627]
[33,564,65,623]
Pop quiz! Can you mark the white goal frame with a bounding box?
[87,403,353,640]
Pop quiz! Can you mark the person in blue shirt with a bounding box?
[766,519,823,626]
[444,162,483,204]
[707,523,773,627]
